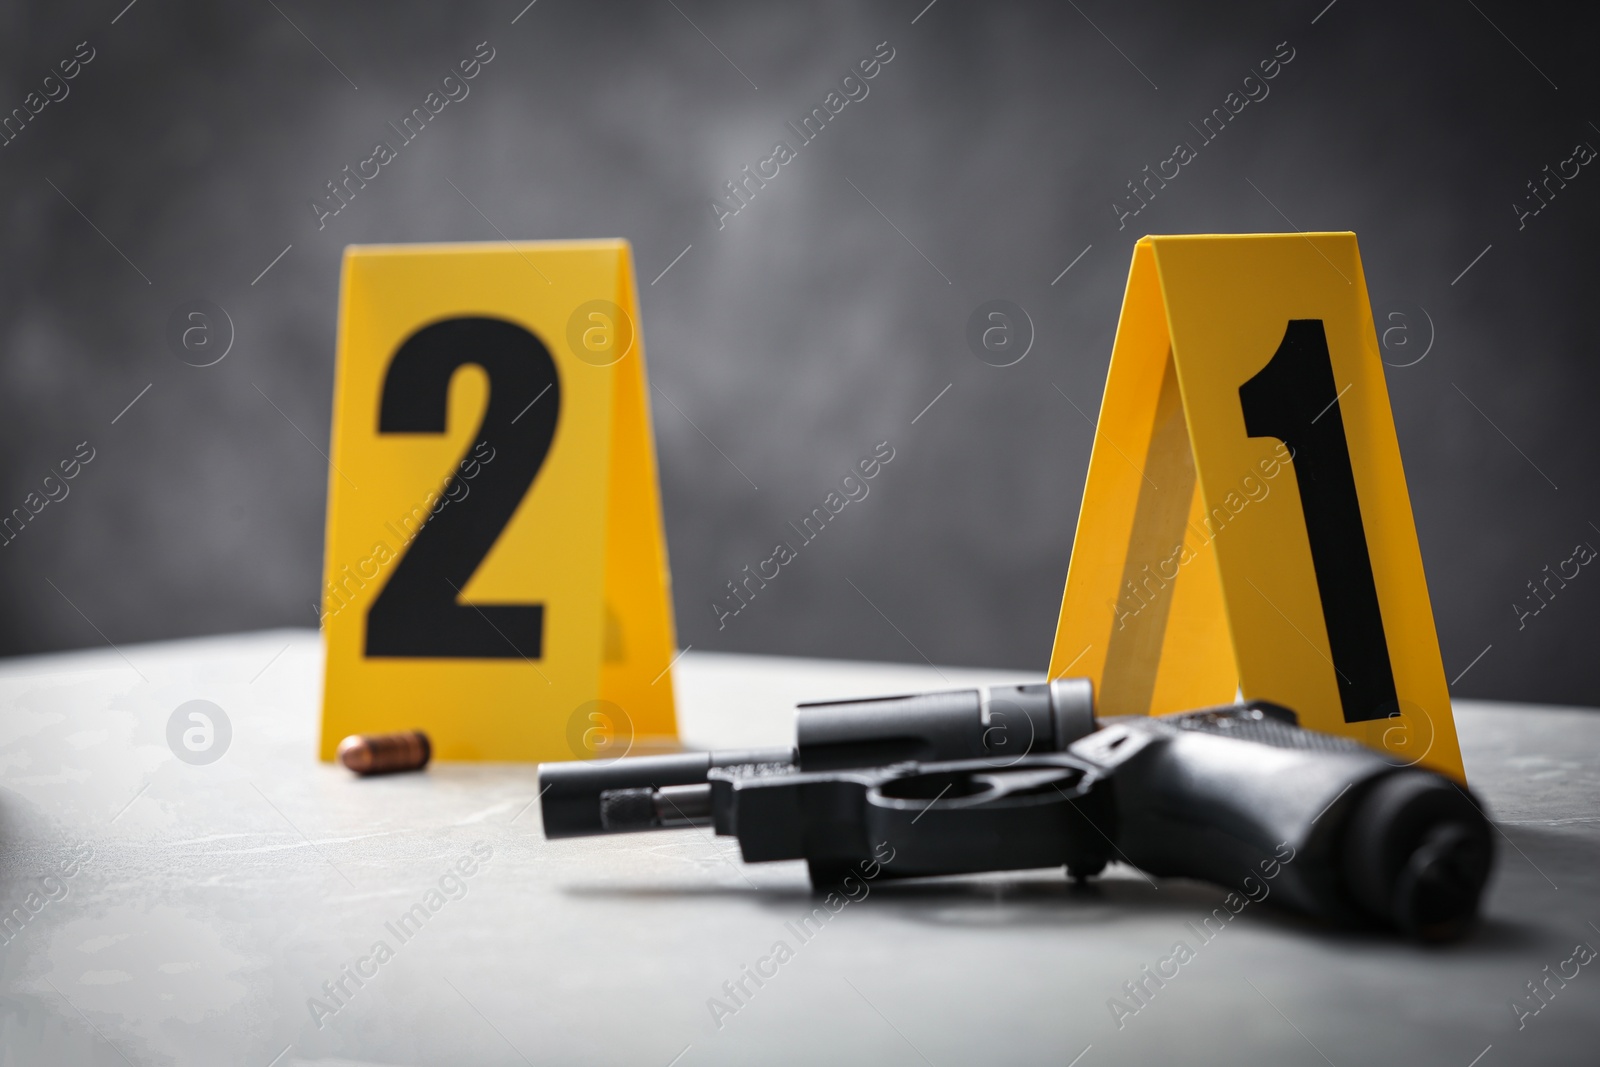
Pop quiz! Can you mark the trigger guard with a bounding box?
[862,759,1110,879]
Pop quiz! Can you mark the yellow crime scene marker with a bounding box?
[318,240,678,762]
[1048,233,1464,780]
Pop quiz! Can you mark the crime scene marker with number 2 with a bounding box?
[319,240,679,763]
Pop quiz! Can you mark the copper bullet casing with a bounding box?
[337,730,432,775]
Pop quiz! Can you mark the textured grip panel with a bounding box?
[1169,709,1367,753]
[599,788,658,832]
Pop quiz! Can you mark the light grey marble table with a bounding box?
[0,630,1596,1066]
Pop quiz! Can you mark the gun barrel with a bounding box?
[539,748,790,839]
[537,678,1097,840]
[795,678,1094,770]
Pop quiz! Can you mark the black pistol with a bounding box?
[538,682,1494,941]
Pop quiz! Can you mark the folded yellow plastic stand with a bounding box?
[318,240,678,762]
[1048,234,1463,779]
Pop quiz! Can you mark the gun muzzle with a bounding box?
[539,748,791,838]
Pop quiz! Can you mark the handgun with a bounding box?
[538,680,1494,941]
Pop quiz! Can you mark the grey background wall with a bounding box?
[1,0,1596,705]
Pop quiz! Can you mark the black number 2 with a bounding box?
[365,317,560,659]
[1238,320,1396,723]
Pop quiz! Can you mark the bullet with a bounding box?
[338,730,431,775]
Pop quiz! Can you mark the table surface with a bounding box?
[0,630,1596,1066]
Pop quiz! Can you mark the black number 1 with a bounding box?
[365,317,560,659]
[1238,320,1396,723]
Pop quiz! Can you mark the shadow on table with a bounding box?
[560,864,1548,953]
